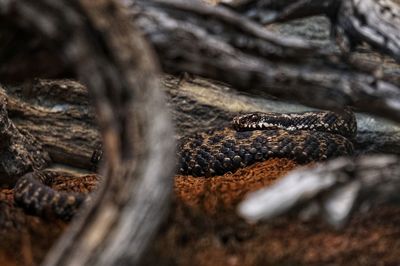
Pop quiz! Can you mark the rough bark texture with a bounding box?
[222,0,400,62]
[2,80,98,170]
[0,95,50,187]
[0,0,175,266]
[0,0,399,265]
[2,0,400,121]
[130,0,400,122]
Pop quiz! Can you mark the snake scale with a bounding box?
[14,109,357,220]
[14,171,87,220]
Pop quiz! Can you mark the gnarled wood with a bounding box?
[132,0,400,122]
[0,0,175,265]
[0,0,399,263]
[1,80,99,170]
[2,0,400,123]
[0,95,50,187]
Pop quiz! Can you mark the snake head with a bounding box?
[232,112,270,131]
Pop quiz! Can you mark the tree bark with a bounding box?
[0,0,399,264]
[130,0,400,122]
[221,0,400,62]
[0,0,175,265]
[1,79,98,170]
[2,0,400,122]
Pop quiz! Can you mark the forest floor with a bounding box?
[1,0,400,265]
[1,157,400,265]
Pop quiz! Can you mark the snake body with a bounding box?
[178,109,356,177]
[14,171,87,220]
[14,109,356,220]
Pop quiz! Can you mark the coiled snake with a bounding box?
[14,109,357,220]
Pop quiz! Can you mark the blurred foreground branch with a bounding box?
[239,155,400,228]
[0,0,175,265]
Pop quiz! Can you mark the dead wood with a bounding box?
[239,154,400,228]
[0,0,175,266]
[1,79,98,170]
[0,0,399,264]
[130,0,400,122]
[2,0,400,122]
[221,0,400,62]
[0,94,50,187]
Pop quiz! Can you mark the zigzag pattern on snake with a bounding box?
[14,109,357,220]
[178,109,356,177]
[14,170,88,220]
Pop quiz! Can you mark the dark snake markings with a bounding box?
[14,109,357,220]
[178,109,356,177]
[14,171,88,220]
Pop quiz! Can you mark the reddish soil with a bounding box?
[1,160,400,265]
[0,173,98,266]
[149,159,400,266]
[174,158,297,214]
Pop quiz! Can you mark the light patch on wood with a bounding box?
[82,203,118,252]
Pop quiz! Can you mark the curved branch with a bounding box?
[0,0,175,265]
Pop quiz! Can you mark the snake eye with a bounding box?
[250,114,259,122]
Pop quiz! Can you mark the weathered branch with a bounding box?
[0,95,50,186]
[238,155,400,228]
[133,0,323,60]
[131,0,400,122]
[219,0,337,24]
[0,0,175,265]
[221,0,400,62]
[337,0,400,62]
[1,80,99,169]
[0,0,397,262]
[2,0,400,123]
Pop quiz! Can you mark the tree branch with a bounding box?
[131,0,400,122]
[0,0,175,265]
[2,0,400,123]
[239,155,400,228]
